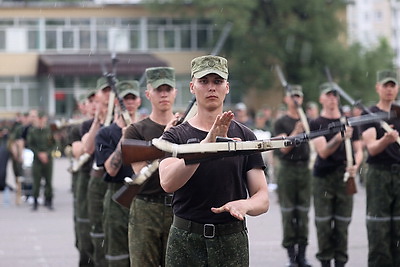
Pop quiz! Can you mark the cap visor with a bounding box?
[151,79,175,89]
[193,69,228,79]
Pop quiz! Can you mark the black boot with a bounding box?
[297,245,311,267]
[286,246,297,267]
[334,261,345,267]
[45,197,53,210]
[32,198,38,211]
[321,260,330,267]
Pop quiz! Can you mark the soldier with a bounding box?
[74,78,111,266]
[360,70,400,267]
[95,80,141,266]
[124,67,178,267]
[309,83,363,267]
[159,55,269,266]
[26,110,56,211]
[273,85,312,267]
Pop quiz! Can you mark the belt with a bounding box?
[136,194,173,206]
[370,163,400,173]
[172,215,247,239]
[281,160,309,167]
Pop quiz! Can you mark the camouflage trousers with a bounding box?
[88,175,108,267]
[76,170,94,266]
[313,167,353,263]
[103,183,130,267]
[165,218,249,267]
[277,162,311,248]
[31,159,53,199]
[366,164,400,267]
[128,196,173,267]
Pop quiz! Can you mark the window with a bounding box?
[180,28,191,49]
[0,30,5,50]
[0,89,5,107]
[97,30,108,50]
[28,30,39,50]
[130,29,140,49]
[46,30,57,49]
[11,88,23,106]
[163,29,175,49]
[28,88,40,107]
[148,29,159,49]
[62,30,74,49]
[79,30,91,49]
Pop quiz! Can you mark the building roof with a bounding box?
[37,53,168,76]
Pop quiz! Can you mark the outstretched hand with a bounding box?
[211,199,250,221]
[202,111,234,143]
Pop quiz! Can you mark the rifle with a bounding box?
[121,112,388,165]
[112,97,197,208]
[275,65,316,169]
[325,67,357,195]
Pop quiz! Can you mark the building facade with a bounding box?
[0,2,220,118]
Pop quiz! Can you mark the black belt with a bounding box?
[136,194,173,206]
[281,160,309,167]
[370,163,400,173]
[172,215,247,239]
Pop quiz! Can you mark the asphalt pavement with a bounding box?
[0,157,368,267]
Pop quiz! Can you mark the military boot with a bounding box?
[32,198,38,211]
[45,197,53,210]
[286,245,297,267]
[321,260,330,267]
[334,261,345,267]
[297,244,311,267]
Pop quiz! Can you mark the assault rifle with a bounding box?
[325,67,357,195]
[275,65,316,169]
[112,97,197,208]
[121,112,389,165]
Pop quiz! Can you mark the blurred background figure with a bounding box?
[234,102,254,128]
[306,101,319,120]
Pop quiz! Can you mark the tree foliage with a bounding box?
[145,0,395,105]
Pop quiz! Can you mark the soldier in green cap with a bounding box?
[310,83,363,267]
[26,110,56,210]
[124,67,178,267]
[360,70,400,267]
[159,55,269,266]
[273,85,312,267]
[94,79,141,266]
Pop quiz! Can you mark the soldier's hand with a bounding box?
[211,199,249,221]
[343,126,354,140]
[202,111,234,143]
[38,152,49,164]
[383,129,399,144]
[291,121,304,135]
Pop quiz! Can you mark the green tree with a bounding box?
[145,0,394,106]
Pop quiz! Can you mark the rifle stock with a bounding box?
[112,183,141,209]
[121,139,166,165]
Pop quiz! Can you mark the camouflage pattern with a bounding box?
[365,165,400,267]
[87,175,108,267]
[146,67,176,89]
[103,184,130,267]
[277,163,311,248]
[377,69,398,84]
[191,55,229,79]
[128,198,173,267]
[76,170,94,266]
[116,80,140,98]
[165,225,249,267]
[313,167,353,263]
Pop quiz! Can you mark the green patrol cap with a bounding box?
[38,110,47,118]
[287,85,303,97]
[377,70,398,85]
[86,90,96,100]
[146,67,176,89]
[319,82,338,96]
[117,80,140,98]
[96,77,117,91]
[191,55,228,79]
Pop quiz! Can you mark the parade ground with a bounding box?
[0,157,368,267]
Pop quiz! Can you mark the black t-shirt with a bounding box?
[79,118,95,173]
[124,117,166,195]
[67,124,82,145]
[359,105,400,164]
[310,116,360,177]
[95,122,133,183]
[162,120,265,224]
[274,114,310,162]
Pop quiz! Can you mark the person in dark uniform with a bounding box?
[159,55,270,266]
[274,85,311,267]
[95,80,141,266]
[360,70,400,267]
[74,78,111,267]
[310,83,363,267]
[26,110,56,210]
[124,67,178,267]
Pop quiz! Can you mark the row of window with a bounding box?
[0,17,217,52]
